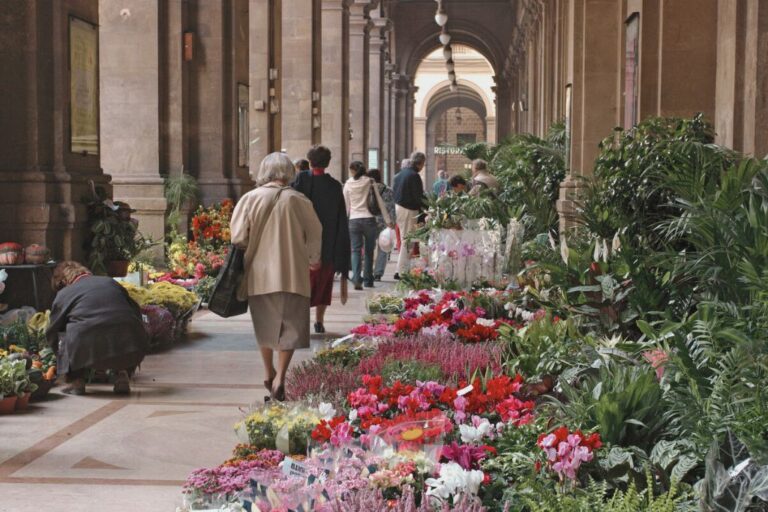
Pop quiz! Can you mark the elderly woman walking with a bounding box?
[231,152,323,401]
[46,261,149,395]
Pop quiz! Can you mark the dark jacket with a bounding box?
[292,172,351,273]
[46,276,149,374]
[392,167,426,211]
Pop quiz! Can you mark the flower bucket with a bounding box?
[0,395,18,414]
[15,392,31,410]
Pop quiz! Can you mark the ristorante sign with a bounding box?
[433,145,465,155]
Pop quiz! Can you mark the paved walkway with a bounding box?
[0,267,395,512]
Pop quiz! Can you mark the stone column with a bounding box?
[280,0,314,158]
[100,0,166,259]
[321,0,350,180]
[393,74,410,169]
[557,0,622,231]
[367,14,388,169]
[388,69,399,178]
[249,0,271,177]
[413,117,427,153]
[0,0,107,261]
[742,0,768,157]
[348,1,373,163]
[382,62,393,182]
[406,82,418,156]
[493,74,512,141]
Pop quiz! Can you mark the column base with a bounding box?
[0,171,111,263]
[112,177,168,264]
[556,175,581,233]
[196,176,255,206]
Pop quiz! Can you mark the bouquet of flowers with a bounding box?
[235,403,322,456]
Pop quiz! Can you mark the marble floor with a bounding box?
[0,268,395,512]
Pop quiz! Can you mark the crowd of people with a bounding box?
[45,146,500,402]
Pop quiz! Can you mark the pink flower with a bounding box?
[643,349,668,380]
[330,421,353,447]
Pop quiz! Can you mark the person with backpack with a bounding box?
[367,168,396,281]
[343,161,393,290]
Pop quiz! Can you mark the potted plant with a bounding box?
[85,188,155,277]
[12,359,37,410]
[0,360,18,413]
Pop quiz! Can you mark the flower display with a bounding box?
[536,427,602,482]
[425,462,485,505]
[168,199,233,278]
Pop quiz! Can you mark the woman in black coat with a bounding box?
[46,261,149,395]
[292,145,350,333]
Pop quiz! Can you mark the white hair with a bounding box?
[438,170,448,179]
[400,159,412,169]
[256,152,296,186]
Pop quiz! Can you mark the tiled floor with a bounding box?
[0,267,395,512]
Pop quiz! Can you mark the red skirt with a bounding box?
[310,263,335,307]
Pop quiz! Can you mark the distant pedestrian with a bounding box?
[368,168,396,281]
[392,151,427,280]
[433,170,449,196]
[292,145,350,334]
[469,159,500,196]
[292,159,310,183]
[448,174,468,194]
[344,161,392,289]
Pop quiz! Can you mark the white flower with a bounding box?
[348,409,358,422]
[459,418,493,443]
[317,402,336,421]
[0,269,7,283]
[612,232,622,253]
[426,462,484,504]
[414,304,433,317]
[475,318,495,328]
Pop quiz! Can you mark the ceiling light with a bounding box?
[435,5,448,26]
[443,45,452,61]
[450,83,458,92]
[439,27,451,46]
[446,59,455,72]
[448,71,456,81]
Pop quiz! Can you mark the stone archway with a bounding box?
[422,83,487,188]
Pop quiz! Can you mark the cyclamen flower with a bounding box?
[441,442,490,470]
[330,420,353,447]
[425,462,485,504]
[495,396,536,426]
[475,317,496,328]
[537,427,602,482]
[459,417,493,444]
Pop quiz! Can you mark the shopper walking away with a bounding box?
[448,174,468,194]
[368,168,396,281]
[292,145,350,334]
[231,152,322,401]
[343,161,392,290]
[47,261,149,395]
[392,151,427,280]
[292,158,310,184]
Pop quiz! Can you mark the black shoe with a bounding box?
[354,283,363,291]
[364,281,374,288]
[373,275,382,282]
[314,322,325,334]
[393,273,401,280]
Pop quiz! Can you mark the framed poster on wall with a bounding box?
[69,16,99,155]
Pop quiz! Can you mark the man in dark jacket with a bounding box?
[392,151,426,279]
[292,145,350,333]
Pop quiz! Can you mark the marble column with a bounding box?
[741,0,768,157]
[406,82,418,157]
[321,0,350,180]
[348,1,373,163]
[493,75,512,141]
[280,0,314,159]
[388,69,400,177]
[0,0,107,261]
[393,74,410,169]
[100,0,166,260]
[249,0,271,177]
[367,13,388,170]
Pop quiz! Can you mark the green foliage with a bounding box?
[164,166,199,235]
[380,359,443,386]
[579,114,731,246]
[314,344,373,369]
[551,360,667,452]
[499,314,583,378]
[461,142,497,162]
[699,431,768,512]
[491,122,566,235]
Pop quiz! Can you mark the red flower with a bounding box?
[311,416,346,443]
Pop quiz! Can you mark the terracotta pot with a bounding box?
[24,244,50,264]
[106,260,130,277]
[0,395,18,414]
[0,242,23,265]
[15,392,31,410]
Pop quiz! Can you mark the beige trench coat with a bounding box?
[230,183,323,299]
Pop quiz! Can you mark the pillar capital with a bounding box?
[321,0,352,11]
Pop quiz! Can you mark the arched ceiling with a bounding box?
[385,0,515,78]
[420,80,492,119]
[426,83,487,122]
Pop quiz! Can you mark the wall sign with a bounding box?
[69,16,99,155]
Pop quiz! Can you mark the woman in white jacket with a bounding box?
[343,161,393,290]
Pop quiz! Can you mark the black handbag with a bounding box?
[367,180,382,216]
[207,245,248,317]
[208,188,284,318]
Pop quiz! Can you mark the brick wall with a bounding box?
[433,108,486,175]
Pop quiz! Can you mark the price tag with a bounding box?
[457,384,474,396]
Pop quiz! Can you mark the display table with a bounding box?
[0,263,57,311]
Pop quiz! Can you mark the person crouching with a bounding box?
[47,261,149,395]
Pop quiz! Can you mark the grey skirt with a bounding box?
[248,293,310,350]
